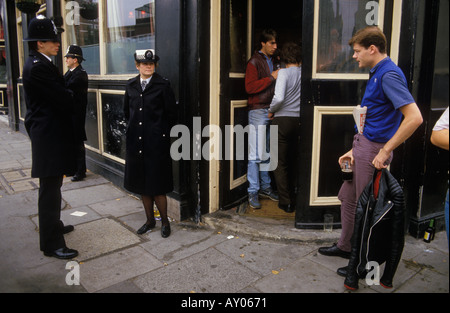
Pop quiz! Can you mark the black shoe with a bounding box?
[44,247,78,259]
[338,266,368,279]
[318,243,351,259]
[71,174,86,182]
[259,188,279,201]
[337,266,348,277]
[337,266,367,278]
[63,225,74,234]
[161,224,171,238]
[279,204,294,213]
[137,221,156,234]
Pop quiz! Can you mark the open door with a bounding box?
[218,0,252,210]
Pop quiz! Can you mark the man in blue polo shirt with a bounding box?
[319,26,423,261]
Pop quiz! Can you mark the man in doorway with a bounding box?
[318,27,423,268]
[23,16,78,259]
[245,29,280,209]
[64,45,88,182]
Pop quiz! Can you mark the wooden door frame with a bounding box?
[209,0,254,213]
[209,0,221,213]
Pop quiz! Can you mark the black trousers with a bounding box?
[74,141,86,176]
[271,117,300,206]
[38,176,66,252]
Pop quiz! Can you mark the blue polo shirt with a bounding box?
[360,57,415,143]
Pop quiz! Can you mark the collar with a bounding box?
[140,76,152,85]
[259,50,272,61]
[370,57,391,75]
[39,52,52,62]
[69,65,80,72]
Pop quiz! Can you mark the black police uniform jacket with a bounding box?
[23,50,76,178]
[344,168,405,289]
[123,73,177,196]
[64,65,88,142]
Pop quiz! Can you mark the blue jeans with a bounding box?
[247,109,271,194]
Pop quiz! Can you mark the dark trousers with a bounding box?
[38,176,66,252]
[74,142,86,176]
[271,117,300,206]
[337,134,393,252]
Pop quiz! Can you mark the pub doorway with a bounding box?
[217,0,303,218]
[251,0,303,219]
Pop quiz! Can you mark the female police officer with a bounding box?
[23,16,78,259]
[123,49,177,238]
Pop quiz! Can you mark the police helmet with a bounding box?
[23,15,59,42]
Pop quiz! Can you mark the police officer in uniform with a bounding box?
[64,45,88,182]
[23,16,78,259]
[123,49,177,238]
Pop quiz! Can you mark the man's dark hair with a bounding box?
[281,42,302,64]
[348,26,387,54]
[259,29,277,44]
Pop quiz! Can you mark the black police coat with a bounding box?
[123,73,177,196]
[23,50,77,178]
[64,65,88,142]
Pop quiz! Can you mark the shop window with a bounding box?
[229,0,251,76]
[85,90,99,150]
[105,0,155,74]
[0,46,6,85]
[65,0,100,74]
[1,14,6,85]
[17,84,26,121]
[430,0,449,109]
[101,91,126,162]
[312,0,401,79]
[64,0,155,76]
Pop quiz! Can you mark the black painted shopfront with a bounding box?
[2,0,448,237]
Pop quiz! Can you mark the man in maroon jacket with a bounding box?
[245,29,280,209]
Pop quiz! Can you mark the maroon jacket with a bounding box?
[245,51,276,110]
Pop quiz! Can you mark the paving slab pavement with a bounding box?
[0,116,448,299]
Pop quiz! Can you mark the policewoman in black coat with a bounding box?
[123,49,177,238]
[22,16,78,259]
[64,45,88,181]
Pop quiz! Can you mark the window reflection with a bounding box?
[0,14,6,84]
[85,91,99,149]
[105,0,155,74]
[66,0,100,74]
[316,0,380,74]
[18,84,26,120]
[0,48,5,85]
[229,0,248,74]
[102,93,127,159]
[64,0,155,75]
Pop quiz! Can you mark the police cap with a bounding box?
[64,45,85,61]
[134,49,159,63]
